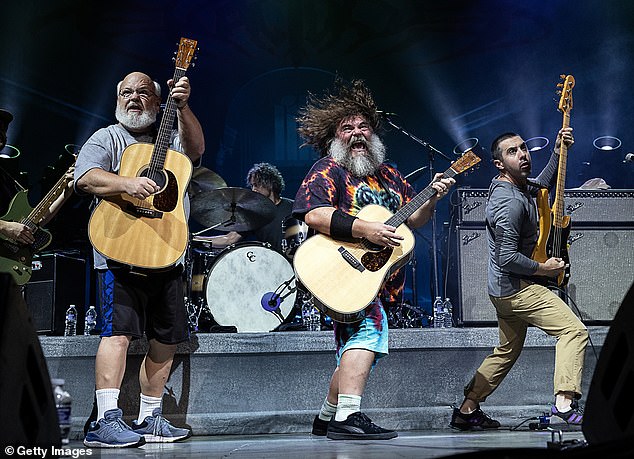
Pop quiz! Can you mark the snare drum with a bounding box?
[281,216,308,259]
[204,242,296,332]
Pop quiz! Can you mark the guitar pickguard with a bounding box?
[153,169,179,212]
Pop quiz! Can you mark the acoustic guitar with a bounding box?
[0,163,74,285]
[293,151,481,323]
[532,74,575,287]
[88,37,197,269]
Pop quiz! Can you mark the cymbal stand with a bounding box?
[382,114,453,304]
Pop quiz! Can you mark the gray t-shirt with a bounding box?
[74,123,188,269]
[485,150,560,297]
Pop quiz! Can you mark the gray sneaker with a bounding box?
[83,408,146,448]
[131,408,191,443]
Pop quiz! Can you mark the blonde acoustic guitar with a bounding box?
[293,151,481,323]
[88,38,197,269]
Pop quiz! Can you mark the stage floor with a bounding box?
[63,428,586,458]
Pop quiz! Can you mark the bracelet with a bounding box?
[330,209,357,240]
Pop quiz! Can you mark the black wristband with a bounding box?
[330,209,357,240]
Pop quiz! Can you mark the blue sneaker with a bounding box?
[84,408,146,448]
[132,408,192,443]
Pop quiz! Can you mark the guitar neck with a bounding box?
[150,67,187,171]
[552,111,570,227]
[385,167,458,227]
[23,168,72,229]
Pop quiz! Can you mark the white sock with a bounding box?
[138,394,163,423]
[318,398,337,421]
[96,388,120,421]
[334,394,361,422]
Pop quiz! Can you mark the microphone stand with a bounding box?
[382,114,453,306]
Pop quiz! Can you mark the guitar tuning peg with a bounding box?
[556,83,563,88]
[560,74,566,79]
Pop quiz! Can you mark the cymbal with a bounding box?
[190,187,276,232]
[188,167,227,197]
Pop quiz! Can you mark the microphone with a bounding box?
[623,153,634,163]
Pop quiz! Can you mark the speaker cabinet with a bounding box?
[454,226,495,324]
[23,253,86,335]
[567,227,634,322]
[453,226,634,325]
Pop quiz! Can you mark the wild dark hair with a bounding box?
[490,132,520,161]
[246,162,285,196]
[296,77,382,157]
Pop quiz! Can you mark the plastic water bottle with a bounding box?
[433,297,444,328]
[51,379,72,444]
[84,305,97,335]
[64,305,77,336]
[443,298,454,328]
[302,301,321,331]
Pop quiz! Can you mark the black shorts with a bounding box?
[99,264,189,344]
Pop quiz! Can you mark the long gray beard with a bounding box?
[329,134,386,178]
[115,106,158,131]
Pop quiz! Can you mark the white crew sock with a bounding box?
[138,394,163,423]
[334,394,361,422]
[96,388,120,422]
[318,398,337,421]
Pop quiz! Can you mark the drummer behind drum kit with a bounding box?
[184,168,310,333]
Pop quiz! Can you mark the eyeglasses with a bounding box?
[118,88,157,100]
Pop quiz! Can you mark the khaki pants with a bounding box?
[464,282,588,402]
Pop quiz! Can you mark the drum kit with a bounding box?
[184,168,311,333]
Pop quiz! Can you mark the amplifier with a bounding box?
[455,188,634,225]
[453,226,634,325]
[23,253,86,335]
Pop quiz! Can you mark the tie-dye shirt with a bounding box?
[293,156,416,317]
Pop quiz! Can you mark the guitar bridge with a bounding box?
[128,204,163,219]
[338,246,365,272]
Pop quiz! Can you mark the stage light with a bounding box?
[525,136,549,152]
[593,135,621,151]
[453,137,479,155]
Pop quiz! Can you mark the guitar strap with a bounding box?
[373,167,393,199]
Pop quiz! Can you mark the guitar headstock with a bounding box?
[450,150,481,175]
[174,37,198,70]
[556,74,575,114]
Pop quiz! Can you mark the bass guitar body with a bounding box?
[0,191,53,285]
[293,204,415,323]
[532,188,571,286]
[88,143,192,269]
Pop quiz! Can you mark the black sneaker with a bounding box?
[312,415,329,436]
[326,412,398,440]
[551,400,583,425]
[450,407,501,431]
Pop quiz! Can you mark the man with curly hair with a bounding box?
[293,78,455,439]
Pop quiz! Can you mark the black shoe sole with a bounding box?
[326,430,398,440]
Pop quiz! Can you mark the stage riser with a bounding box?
[40,328,606,438]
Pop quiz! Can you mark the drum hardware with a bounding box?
[260,275,297,323]
[190,187,276,232]
[280,216,308,259]
[387,301,428,329]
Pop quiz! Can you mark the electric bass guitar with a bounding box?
[531,74,575,287]
[0,163,74,285]
[293,151,481,323]
[88,37,197,269]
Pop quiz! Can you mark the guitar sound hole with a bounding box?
[361,248,393,272]
[140,168,166,189]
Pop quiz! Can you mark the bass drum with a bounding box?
[204,242,296,332]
